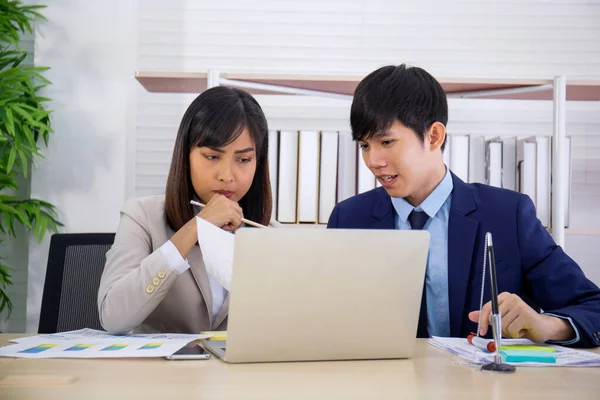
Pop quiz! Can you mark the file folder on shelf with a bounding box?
[469,136,486,184]
[517,137,551,227]
[318,131,338,224]
[277,130,299,223]
[337,132,357,202]
[502,137,517,191]
[297,131,319,223]
[486,138,502,188]
[268,130,279,219]
[450,135,469,182]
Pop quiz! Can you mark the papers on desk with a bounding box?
[196,216,234,291]
[0,329,211,359]
[429,336,600,367]
[9,328,208,343]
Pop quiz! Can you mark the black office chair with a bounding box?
[38,233,115,333]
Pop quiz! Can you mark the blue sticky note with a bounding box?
[501,350,557,364]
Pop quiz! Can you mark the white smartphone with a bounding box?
[165,344,211,360]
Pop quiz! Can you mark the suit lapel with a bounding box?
[370,188,395,229]
[447,173,479,337]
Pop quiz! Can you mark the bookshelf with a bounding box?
[134,69,600,246]
[136,71,600,101]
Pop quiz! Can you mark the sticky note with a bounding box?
[501,350,557,363]
[201,331,227,341]
[501,345,556,353]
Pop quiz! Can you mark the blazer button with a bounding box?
[145,285,155,294]
[158,270,166,279]
[152,277,160,286]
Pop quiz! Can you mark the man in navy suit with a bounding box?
[328,64,600,348]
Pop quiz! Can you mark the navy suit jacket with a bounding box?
[327,172,600,348]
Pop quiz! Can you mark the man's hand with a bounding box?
[469,292,575,343]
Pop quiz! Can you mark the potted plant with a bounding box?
[1,0,61,319]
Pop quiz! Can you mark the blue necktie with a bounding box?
[409,210,429,338]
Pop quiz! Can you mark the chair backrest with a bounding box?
[38,233,115,333]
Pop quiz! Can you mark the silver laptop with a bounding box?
[203,228,429,363]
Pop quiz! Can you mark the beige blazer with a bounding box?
[98,195,277,334]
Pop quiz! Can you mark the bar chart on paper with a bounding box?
[0,329,210,359]
[65,344,95,352]
[1,340,192,359]
[18,344,58,354]
[101,344,129,351]
[139,342,164,350]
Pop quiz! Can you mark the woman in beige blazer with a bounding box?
[98,87,273,334]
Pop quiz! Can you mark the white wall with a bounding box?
[137,0,600,79]
[23,0,137,333]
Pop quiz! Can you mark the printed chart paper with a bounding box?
[0,329,211,359]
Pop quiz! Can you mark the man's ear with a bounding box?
[427,122,446,151]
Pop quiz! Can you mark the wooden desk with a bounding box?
[0,335,599,400]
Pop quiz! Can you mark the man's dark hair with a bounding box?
[350,64,448,151]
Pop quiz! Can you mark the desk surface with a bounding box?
[0,335,599,400]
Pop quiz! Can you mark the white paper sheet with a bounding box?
[1,329,212,359]
[0,339,194,359]
[10,328,209,344]
[196,216,235,291]
[429,336,600,367]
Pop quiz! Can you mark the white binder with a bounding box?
[277,131,299,223]
[469,136,486,184]
[297,131,319,223]
[486,139,502,188]
[268,130,279,218]
[337,132,357,202]
[450,135,469,182]
[318,131,339,224]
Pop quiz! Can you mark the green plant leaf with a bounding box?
[4,108,15,137]
[10,104,42,128]
[20,124,35,147]
[0,261,14,318]
[19,67,52,86]
[0,173,17,190]
[17,148,27,178]
[0,0,55,321]
[5,146,16,174]
[22,6,47,21]
[9,51,26,69]
[0,95,19,107]
[0,50,23,70]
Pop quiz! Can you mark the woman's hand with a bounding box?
[197,194,244,232]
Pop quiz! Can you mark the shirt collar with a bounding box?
[391,168,453,224]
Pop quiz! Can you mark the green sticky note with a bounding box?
[501,350,557,363]
[500,345,557,353]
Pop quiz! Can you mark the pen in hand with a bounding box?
[190,200,268,229]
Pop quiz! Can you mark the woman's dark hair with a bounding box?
[164,86,272,230]
[350,64,448,151]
